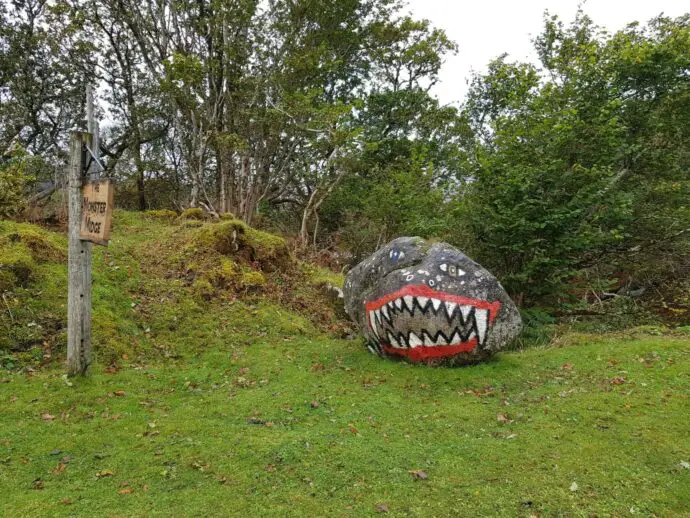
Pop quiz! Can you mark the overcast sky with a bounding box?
[405,0,688,106]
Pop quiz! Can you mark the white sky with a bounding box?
[406,0,689,106]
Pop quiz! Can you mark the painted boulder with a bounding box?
[343,237,521,365]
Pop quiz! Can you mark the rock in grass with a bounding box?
[343,237,521,366]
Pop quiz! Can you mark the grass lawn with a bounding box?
[1,213,689,516]
[2,330,689,516]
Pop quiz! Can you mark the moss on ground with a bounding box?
[0,222,69,355]
[145,209,178,221]
[0,212,345,366]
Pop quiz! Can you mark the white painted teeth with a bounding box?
[447,329,461,345]
[366,298,491,347]
[381,305,390,322]
[408,332,422,348]
[369,311,379,338]
[444,301,457,320]
[474,309,488,345]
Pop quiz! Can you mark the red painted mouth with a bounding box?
[364,284,501,361]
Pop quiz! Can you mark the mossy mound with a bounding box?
[195,219,290,271]
[0,246,36,292]
[0,221,68,356]
[179,207,205,220]
[0,225,66,292]
[0,228,66,264]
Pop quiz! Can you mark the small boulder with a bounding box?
[343,237,521,365]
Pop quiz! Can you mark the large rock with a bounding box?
[343,237,521,365]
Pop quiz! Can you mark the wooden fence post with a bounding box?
[67,131,93,376]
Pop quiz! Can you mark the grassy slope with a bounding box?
[1,213,689,516]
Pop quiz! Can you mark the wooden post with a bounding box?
[67,131,93,376]
[86,84,102,179]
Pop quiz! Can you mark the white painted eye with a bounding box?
[428,279,435,287]
[389,250,394,258]
[449,265,457,276]
[405,274,414,281]
[440,263,448,272]
[398,251,405,260]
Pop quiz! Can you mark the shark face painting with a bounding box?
[344,237,522,365]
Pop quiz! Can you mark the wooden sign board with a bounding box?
[80,180,114,245]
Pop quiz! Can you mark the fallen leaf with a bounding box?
[96,470,115,479]
[49,449,62,456]
[113,391,126,397]
[610,376,627,385]
[348,423,359,435]
[310,401,320,409]
[143,484,149,491]
[680,460,690,469]
[265,464,276,472]
[409,469,428,480]
[118,488,133,495]
[375,503,390,513]
[60,498,73,505]
[32,478,44,489]
[52,462,66,475]
[41,413,55,422]
[497,413,512,424]
[561,363,574,370]
[570,481,578,492]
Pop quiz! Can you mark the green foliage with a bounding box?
[458,12,690,304]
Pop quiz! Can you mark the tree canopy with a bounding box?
[1,2,688,307]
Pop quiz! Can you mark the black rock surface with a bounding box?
[343,237,522,365]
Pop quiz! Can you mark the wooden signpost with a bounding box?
[67,87,113,376]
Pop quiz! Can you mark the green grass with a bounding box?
[1,212,689,516]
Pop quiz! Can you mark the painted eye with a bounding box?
[389,249,404,263]
[449,265,457,276]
